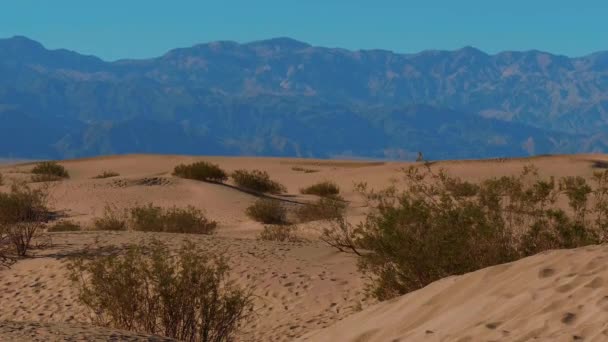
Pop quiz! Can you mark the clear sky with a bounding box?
[0,0,606,61]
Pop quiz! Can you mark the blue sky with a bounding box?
[1,0,606,61]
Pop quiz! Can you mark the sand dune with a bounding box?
[1,154,608,341]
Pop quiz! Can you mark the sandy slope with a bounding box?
[301,245,608,342]
[1,153,608,341]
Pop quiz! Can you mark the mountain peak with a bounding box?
[0,35,45,52]
[246,37,311,50]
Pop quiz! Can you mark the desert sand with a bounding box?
[1,153,608,341]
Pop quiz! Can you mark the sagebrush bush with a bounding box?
[0,181,49,257]
[294,197,346,223]
[93,205,128,231]
[246,199,288,225]
[48,220,81,232]
[300,181,340,197]
[258,224,301,242]
[68,240,253,342]
[130,204,217,234]
[232,169,286,194]
[173,161,228,183]
[322,165,608,300]
[31,161,69,179]
[93,171,120,179]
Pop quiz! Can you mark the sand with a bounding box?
[1,153,608,341]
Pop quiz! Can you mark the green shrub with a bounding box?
[93,171,120,179]
[232,169,286,194]
[300,181,340,197]
[0,181,50,257]
[31,161,69,179]
[130,204,217,234]
[48,220,81,232]
[68,240,253,342]
[93,205,128,231]
[258,224,301,242]
[246,199,288,225]
[173,161,228,183]
[294,197,346,222]
[322,166,606,301]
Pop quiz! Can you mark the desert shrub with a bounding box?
[294,197,347,222]
[322,166,607,300]
[246,199,288,225]
[232,169,286,194]
[0,181,50,257]
[48,220,81,232]
[291,166,319,173]
[130,204,217,234]
[31,161,69,179]
[31,174,65,183]
[0,173,3,186]
[300,181,340,197]
[93,171,120,179]
[258,224,301,242]
[173,161,228,183]
[68,240,253,341]
[93,205,128,231]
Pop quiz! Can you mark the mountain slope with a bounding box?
[1,36,608,159]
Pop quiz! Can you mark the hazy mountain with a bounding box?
[1,36,607,160]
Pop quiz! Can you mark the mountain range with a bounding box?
[1,35,608,160]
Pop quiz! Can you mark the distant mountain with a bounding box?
[1,36,607,160]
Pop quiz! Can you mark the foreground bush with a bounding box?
[232,169,286,194]
[294,197,346,223]
[130,204,217,234]
[300,181,340,197]
[68,240,253,342]
[93,205,128,231]
[31,161,69,179]
[173,161,228,183]
[323,166,607,300]
[258,224,301,242]
[0,182,49,257]
[246,199,288,225]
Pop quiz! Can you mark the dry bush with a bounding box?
[93,171,120,179]
[48,220,81,232]
[300,181,340,197]
[321,165,607,300]
[0,173,3,186]
[31,161,69,179]
[258,224,301,242]
[173,161,228,183]
[130,204,217,234]
[93,205,128,231]
[68,240,253,342]
[291,166,319,173]
[0,181,50,257]
[294,197,346,223]
[31,174,65,183]
[246,199,288,225]
[232,169,286,194]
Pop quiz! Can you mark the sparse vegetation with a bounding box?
[0,173,3,186]
[232,169,286,194]
[300,181,340,197]
[258,224,301,242]
[48,220,81,232]
[291,166,319,173]
[321,165,608,300]
[0,181,50,257]
[294,197,346,222]
[68,240,253,342]
[93,205,128,231]
[31,174,64,183]
[130,204,217,234]
[173,161,228,183]
[31,161,69,179]
[93,171,120,179]
[246,199,288,225]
